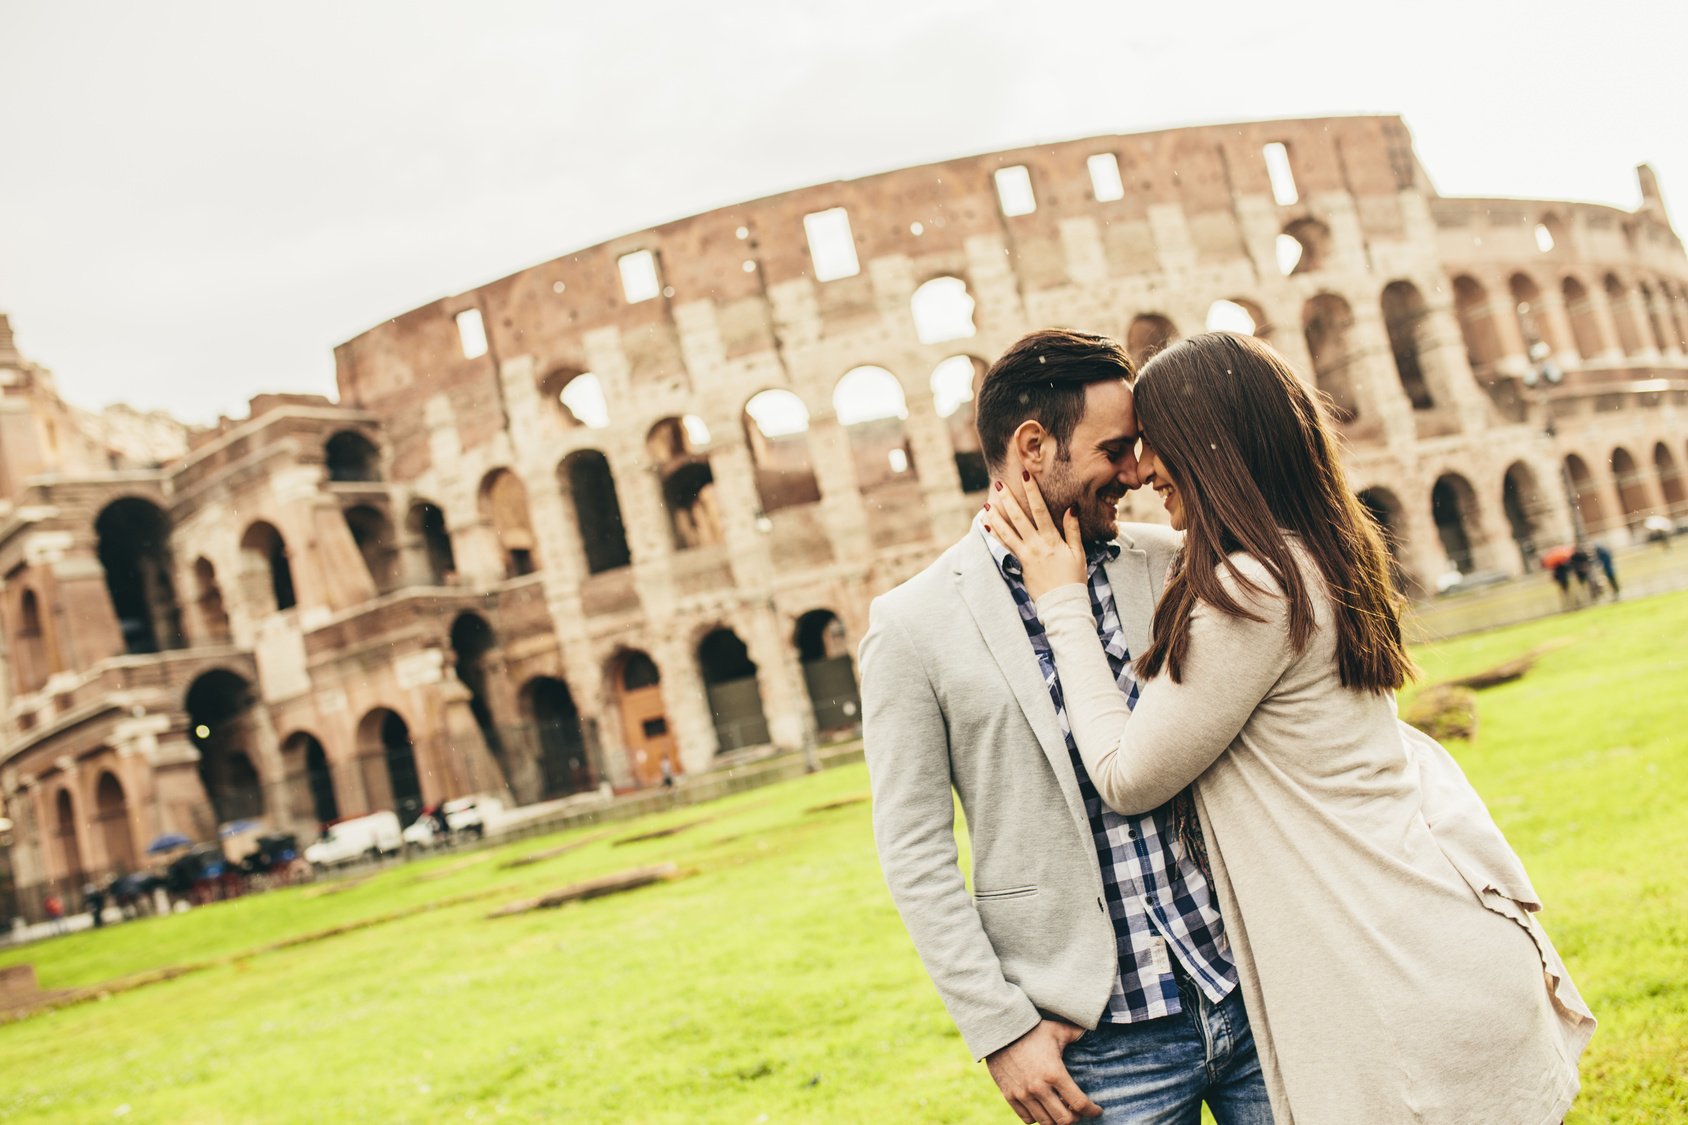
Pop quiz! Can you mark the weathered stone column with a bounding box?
[807,412,874,563]
[903,391,970,540]
[743,604,810,753]
[651,633,718,773]
[1346,299,1418,450]
[1417,298,1495,435]
[707,436,774,590]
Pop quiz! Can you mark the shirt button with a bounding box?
[1127,829,1137,840]
[1097,897,1105,913]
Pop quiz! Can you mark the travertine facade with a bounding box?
[4,114,1686,921]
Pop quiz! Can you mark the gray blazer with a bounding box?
[860,521,1182,1060]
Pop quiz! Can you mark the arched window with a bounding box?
[96,498,186,653]
[560,451,633,572]
[742,390,821,514]
[834,367,914,492]
[1452,276,1504,373]
[910,277,977,344]
[1302,295,1361,421]
[240,521,297,612]
[1126,315,1177,369]
[1205,299,1267,338]
[539,367,610,429]
[1380,281,1435,410]
[646,417,722,550]
[343,505,400,594]
[479,469,541,577]
[1560,277,1603,361]
[406,501,457,585]
[930,356,990,493]
[1509,273,1556,355]
[1603,274,1644,356]
[1431,474,1482,576]
[1277,218,1331,276]
[697,627,770,752]
[324,431,382,482]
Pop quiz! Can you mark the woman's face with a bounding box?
[1138,439,1185,530]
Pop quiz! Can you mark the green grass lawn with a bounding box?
[2,593,1684,1123]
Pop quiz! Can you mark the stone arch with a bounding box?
[559,450,633,572]
[1509,272,1558,355]
[910,276,977,344]
[96,497,185,654]
[356,707,422,826]
[1560,276,1603,361]
[324,430,382,482]
[54,787,84,891]
[1563,454,1606,535]
[1356,487,1414,593]
[93,770,137,875]
[930,356,990,494]
[1610,446,1651,530]
[1535,212,1569,255]
[281,730,340,827]
[1654,442,1686,518]
[1431,473,1482,575]
[1603,274,1645,356]
[646,416,723,550]
[742,390,821,514]
[609,648,675,788]
[834,366,915,493]
[1205,298,1269,339]
[192,558,232,645]
[1451,275,1504,373]
[240,521,297,613]
[539,366,610,430]
[405,500,457,585]
[450,612,514,794]
[697,626,770,753]
[794,609,861,736]
[343,504,400,594]
[1638,281,1671,354]
[1278,217,1331,275]
[185,668,268,828]
[519,675,594,798]
[1126,314,1178,369]
[1380,281,1436,409]
[479,468,541,577]
[12,585,56,693]
[1501,461,1548,567]
[1302,294,1361,420]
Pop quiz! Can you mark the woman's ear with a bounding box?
[1011,420,1048,472]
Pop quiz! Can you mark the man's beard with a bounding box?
[1040,457,1122,544]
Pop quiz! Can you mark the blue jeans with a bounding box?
[1061,966,1271,1124]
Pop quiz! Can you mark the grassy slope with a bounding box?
[1,593,1683,1123]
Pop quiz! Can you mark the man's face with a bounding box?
[1037,378,1142,543]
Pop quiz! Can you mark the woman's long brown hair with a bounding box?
[1134,332,1414,692]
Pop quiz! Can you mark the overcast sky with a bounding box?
[1,0,1684,424]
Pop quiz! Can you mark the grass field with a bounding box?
[2,592,1684,1123]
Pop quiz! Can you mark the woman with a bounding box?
[989,332,1593,1124]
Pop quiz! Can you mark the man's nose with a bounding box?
[1119,453,1142,489]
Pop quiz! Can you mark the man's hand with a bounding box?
[985,1019,1101,1125]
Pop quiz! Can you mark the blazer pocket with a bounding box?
[973,885,1039,902]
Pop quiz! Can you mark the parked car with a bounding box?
[400,795,504,848]
[304,811,403,869]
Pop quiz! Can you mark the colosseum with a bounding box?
[3,114,1686,921]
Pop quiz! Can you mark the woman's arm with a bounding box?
[1036,566,1296,814]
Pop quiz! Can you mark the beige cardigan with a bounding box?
[1037,547,1594,1125]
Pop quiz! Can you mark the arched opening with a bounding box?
[96,498,185,654]
[1302,294,1362,421]
[479,469,541,578]
[1639,282,1671,354]
[647,417,723,550]
[1380,281,1436,409]
[324,431,382,482]
[1561,277,1603,361]
[240,521,297,613]
[1205,299,1268,338]
[1357,487,1413,593]
[13,587,55,693]
[192,558,232,644]
[1535,213,1568,255]
[343,505,400,594]
[1509,273,1556,355]
[1604,274,1645,356]
[1278,218,1331,276]
[450,612,507,783]
[406,501,457,585]
[94,771,137,875]
[54,788,84,890]
[910,277,977,344]
[1452,276,1504,374]
[742,391,822,515]
[612,649,675,788]
[1610,447,1651,530]
[1126,314,1178,369]
[1654,442,1686,518]
[539,367,611,430]
[356,708,422,826]
[834,367,915,493]
[1501,462,1547,567]
[698,627,769,753]
[560,450,633,572]
[1564,454,1605,535]
[1431,474,1481,575]
[282,731,340,827]
[795,610,861,736]
[522,676,593,798]
[930,356,990,494]
[185,669,267,827]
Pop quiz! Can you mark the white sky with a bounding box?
[1,0,1684,424]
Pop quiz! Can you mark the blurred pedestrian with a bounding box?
[43,893,66,935]
[1593,544,1620,599]
[83,882,106,928]
[1552,561,1573,609]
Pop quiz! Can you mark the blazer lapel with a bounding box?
[954,533,1091,835]
[1103,535,1156,661]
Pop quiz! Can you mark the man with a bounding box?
[861,330,1268,1124]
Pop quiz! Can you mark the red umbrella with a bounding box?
[1539,544,1574,569]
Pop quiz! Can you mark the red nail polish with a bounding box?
[983,524,992,533]
[1022,469,1030,482]
[994,480,1003,491]
[983,502,990,511]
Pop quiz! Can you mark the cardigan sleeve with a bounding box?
[1035,560,1297,814]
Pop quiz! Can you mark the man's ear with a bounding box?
[1010,420,1048,473]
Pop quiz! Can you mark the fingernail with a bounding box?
[983,524,992,533]
[1021,469,1030,481]
[983,502,990,511]
[994,480,1003,491]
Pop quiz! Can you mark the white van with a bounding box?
[304,811,403,869]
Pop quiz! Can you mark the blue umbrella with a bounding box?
[218,820,260,839]
[146,832,192,854]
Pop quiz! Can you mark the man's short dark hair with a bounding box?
[975,329,1135,470]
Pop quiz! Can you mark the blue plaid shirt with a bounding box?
[981,520,1237,1022]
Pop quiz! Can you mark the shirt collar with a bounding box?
[973,511,1118,583]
